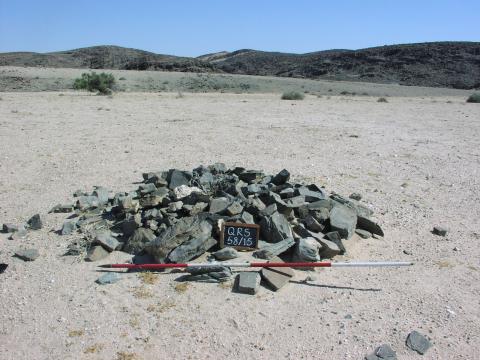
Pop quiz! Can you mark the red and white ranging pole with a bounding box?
[99,261,413,270]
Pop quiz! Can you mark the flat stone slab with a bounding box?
[406,330,431,355]
[14,249,39,261]
[261,266,294,291]
[93,231,120,252]
[85,245,110,262]
[236,272,261,295]
[96,272,120,285]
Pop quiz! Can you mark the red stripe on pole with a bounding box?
[108,263,189,269]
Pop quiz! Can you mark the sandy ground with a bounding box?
[0,89,479,360]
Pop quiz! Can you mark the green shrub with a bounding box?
[73,72,115,95]
[377,97,388,103]
[466,93,480,103]
[281,91,304,100]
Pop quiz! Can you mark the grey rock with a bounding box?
[85,245,110,262]
[307,199,333,211]
[226,201,243,216]
[2,223,21,233]
[317,238,341,259]
[209,197,230,214]
[432,226,447,237]
[357,216,384,237]
[139,188,169,208]
[122,213,142,237]
[138,183,157,195]
[168,169,192,190]
[303,215,324,232]
[14,249,39,261]
[406,331,431,355]
[92,187,109,204]
[296,187,325,202]
[279,187,295,199]
[253,237,295,259]
[96,272,120,285]
[49,204,74,213]
[330,204,357,239]
[271,169,290,185]
[123,228,156,254]
[61,220,77,235]
[168,235,216,263]
[324,231,346,254]
[213,247,239,260]
[355,229,372,239]
[244,184,269,196]
[238,170,263,183]
[8,228,27,240]
[184,265,232,283]
[145,215,213,263]
[26,214,42,230]
[119,196,139,212]
[208,163,227,174]
[259,203,278,217]
[168,201,183,212]
[236,272,261,295]
[293,238,320,262]
[260,212,293,243]
[245,196,266,216]
[199,172,214,186]
[284,196,307,208]
[349,192,362,201]
[240,211,255,224]
[93,231,120,252]
[311,207,330,223]
[297,205,309,219]
[190,202,209,216]
[365,344,397,360]
[76,195,100,210]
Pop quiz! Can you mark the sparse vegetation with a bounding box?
[174,282,189,293]
[68,329,84,337]
[84,343,104,354]
[138,272,158,285]
[466,93,480,103]
[377,97,388,103]
[119,77,126,80]
[73,72,115,95]
[281,91,304,100]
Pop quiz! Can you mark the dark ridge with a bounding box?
[1,42,479,89]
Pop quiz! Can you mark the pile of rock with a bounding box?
[51,164,383,269]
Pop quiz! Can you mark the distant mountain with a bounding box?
[1,42,479,89]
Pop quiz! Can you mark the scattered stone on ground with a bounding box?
[26,214,42,230]
[236,272,261,294]
[61,220,77,235]
[14,249,40,261]
[432,226,448,237]
[0,263,8,273]
[365,344,397,360]
[95,272,121,285]
[8,227,28,240]
[212,247,238,260]
[406,330,432,355]
[349,193,362,201]
[2,223,22,233]
[49,204,74,213]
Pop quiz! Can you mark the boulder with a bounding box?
[93,231,120,252]
[329,204,357,239]
[260,212,293,243]
[317,238,341,259]
[293,238,321,262]
[123,228,156,254]
[145,215,213,263]
[253,237,295,259]
[271,169,290,185]
[61,220,77,235]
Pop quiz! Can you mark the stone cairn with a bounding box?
[50,164,384,291]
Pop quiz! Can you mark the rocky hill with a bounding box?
[1,42,479,89]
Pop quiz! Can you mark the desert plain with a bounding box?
[0,66,479,360]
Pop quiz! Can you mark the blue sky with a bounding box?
[0,0,478,56]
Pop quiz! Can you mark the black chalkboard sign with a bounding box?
[220,222,260,250]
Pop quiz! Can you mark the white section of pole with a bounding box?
[331,261,413,267]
